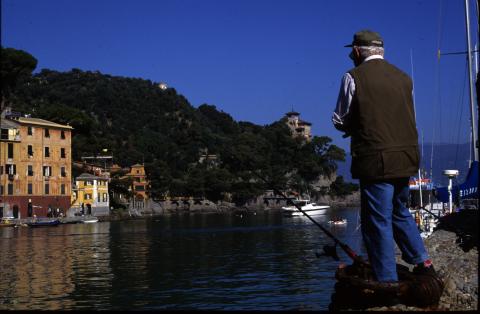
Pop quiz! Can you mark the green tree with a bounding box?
[1,47,37,110]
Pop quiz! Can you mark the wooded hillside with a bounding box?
[1,47,358,205]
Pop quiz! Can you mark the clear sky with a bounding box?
[2,0,478,152]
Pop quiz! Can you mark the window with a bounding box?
[44,147,50,158]
[28,183,33,195]
[44,183,49,195]
[61,148,66,158]
[28,126,33,135]
[28,145,33,157]
[8,143,14,159]
[0,185,3,195]
[98,194,101,202]
[0,166,3,175]
[28,165,33,176]
[0,129,8,140]
[85,194,92,200]
[61,167,66,177]
[43,166,52,177]
[6,164,16,175]
[103,193,108,202]
[61,184,65,195]
[61,130,65,139]
[86,181,92,186]
[7,184,14,195]
[44,128,50,138]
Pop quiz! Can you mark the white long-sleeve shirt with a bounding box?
[332,55,384,133]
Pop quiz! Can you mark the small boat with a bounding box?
[59,219,81,224]
[282,199,330,217]
[0,218,16,228]
[81,216,99,224]
[0,222,16,228]
[328,218,347,225]
[27,219,60,227]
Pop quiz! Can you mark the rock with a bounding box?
[444,278,457,292]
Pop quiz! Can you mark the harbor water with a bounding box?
[0,207,366,311]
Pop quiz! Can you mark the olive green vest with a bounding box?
[347,59,419,180]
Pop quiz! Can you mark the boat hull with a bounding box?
[82,219,99,224]
[282,207,329,217]
[27,220,60,227]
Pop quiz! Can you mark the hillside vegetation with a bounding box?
[1,47,358,205]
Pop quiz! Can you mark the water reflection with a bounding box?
[0,208,364,310]
[0,223,112,310]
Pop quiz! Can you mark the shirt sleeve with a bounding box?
[332,72,355,132]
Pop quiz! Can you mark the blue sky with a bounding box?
[2,0,478,153]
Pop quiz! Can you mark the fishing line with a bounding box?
[202,136,367,265]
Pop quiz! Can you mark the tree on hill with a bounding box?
[1,46,37,111]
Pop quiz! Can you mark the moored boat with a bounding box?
[0,218,17,228]
[27,219,60,227]
[81,216,99,223]
[282,199,330,216]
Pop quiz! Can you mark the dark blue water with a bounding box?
[0,208,365,310]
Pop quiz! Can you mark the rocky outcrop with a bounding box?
[362,211,478,311]
[316,191,361,208]
[362,229,478,312]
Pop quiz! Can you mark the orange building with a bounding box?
[123,164,149,200]
[0,109,73,218]
[118,164,149,211]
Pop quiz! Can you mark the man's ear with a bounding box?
[354,47,361,59]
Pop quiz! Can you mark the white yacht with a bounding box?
[282,199,330,217]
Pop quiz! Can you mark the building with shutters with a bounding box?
[0,108,73,218]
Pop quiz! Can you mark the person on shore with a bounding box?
[27,199,33,218]
[332,30,436,282]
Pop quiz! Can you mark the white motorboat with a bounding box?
[282,199,329,217]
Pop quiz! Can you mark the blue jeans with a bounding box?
[360,178,429,282]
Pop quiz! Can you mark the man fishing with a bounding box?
[332,30,436,283]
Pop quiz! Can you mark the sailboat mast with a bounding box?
[465,0,478,161]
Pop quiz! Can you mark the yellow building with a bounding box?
[1,109,73,218]
[71,173,109,216]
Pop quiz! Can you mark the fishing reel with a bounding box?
[315,243,340,261]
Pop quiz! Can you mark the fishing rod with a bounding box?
[209,138,367,266]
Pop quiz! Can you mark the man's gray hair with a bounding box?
[357,46,384,58]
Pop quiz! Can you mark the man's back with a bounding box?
[348,59,418,154]
[347,59,419,180]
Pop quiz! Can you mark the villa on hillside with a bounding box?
[285,111,312,142]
